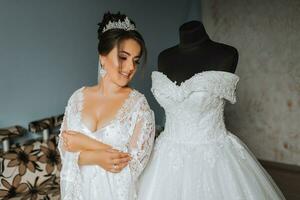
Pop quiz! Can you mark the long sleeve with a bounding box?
[57,93,83,200]
[128,97,155,182]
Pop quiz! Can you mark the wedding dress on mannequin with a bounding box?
[138,70,285,200]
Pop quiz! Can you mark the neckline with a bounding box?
[152,70,239,88]
[78,86,135,134]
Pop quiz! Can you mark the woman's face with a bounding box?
[100,38,141,87]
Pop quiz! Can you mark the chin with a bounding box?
[115,79,130,87]
[118,76,132,86]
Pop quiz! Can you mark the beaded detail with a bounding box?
[150,70,245,168]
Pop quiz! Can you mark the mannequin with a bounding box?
[138,20,286,200]
[158,20,238,85]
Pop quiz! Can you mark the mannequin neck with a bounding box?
[179,21,210,48]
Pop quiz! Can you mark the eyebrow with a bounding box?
[119,50,141,58]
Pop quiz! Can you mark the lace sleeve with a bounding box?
[57,92,83,200]
[128,96,155,182]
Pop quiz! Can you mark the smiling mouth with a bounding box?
[120,72,130,79]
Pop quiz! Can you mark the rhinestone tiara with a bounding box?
[102,17,136,33]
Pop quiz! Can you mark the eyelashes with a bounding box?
[118,55,140,65]
[119,56,127,61]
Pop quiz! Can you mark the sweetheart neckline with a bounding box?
[78,87,136,134]
[152,70,240,88]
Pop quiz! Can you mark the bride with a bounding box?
[58,12,155,200]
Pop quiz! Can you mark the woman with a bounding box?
[58,12,155,200]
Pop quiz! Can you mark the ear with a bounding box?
[99,54,106,66]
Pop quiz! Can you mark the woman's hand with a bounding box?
[62,130,132,172]
[78,148,132,173]
[96,148,132,173]
[61,130,111,152]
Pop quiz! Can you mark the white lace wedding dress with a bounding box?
[138,71,285,200]
[57,86,155,200]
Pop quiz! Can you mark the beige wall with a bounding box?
[202,0,300,165]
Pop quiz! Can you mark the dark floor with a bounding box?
[260,160,300,200]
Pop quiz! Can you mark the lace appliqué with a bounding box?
[58,88,84,200]
[128,96,155,198]
[58,87,155,200]
[77,87,137,136]
[151,70,239,104]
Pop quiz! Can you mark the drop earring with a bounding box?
[98,61,107,78]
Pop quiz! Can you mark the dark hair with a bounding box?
[97,12,147,67]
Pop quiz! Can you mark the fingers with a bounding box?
[114,153,131,160]
[106,150,131,173]
[63,138,69,150]
[109,168,120,173]
[109,162,128,173]
[112,157,131,165]
[106,149,131,159]
[118,162,129,170]
[105,148,122,153]
[62,131,69,141]
[63,140,69,151]
[61,131,74,148]
[108,155,131,173]
[62,130,80,135]
[61,131,71,151]
[61,131,66,139]
[64,130,78,135]
[107,164,119,173]
[111,158,131,169]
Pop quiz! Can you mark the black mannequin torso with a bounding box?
[158,21,239,85]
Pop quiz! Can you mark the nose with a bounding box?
[123,59,135,72]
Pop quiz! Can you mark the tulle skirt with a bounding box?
[138,131,286,200]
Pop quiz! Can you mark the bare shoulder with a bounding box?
[80,84,98,95]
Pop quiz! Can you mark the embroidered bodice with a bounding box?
[137,70,285,200]
[151,70,239,142]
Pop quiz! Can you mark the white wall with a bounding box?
[202,0,300,165]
